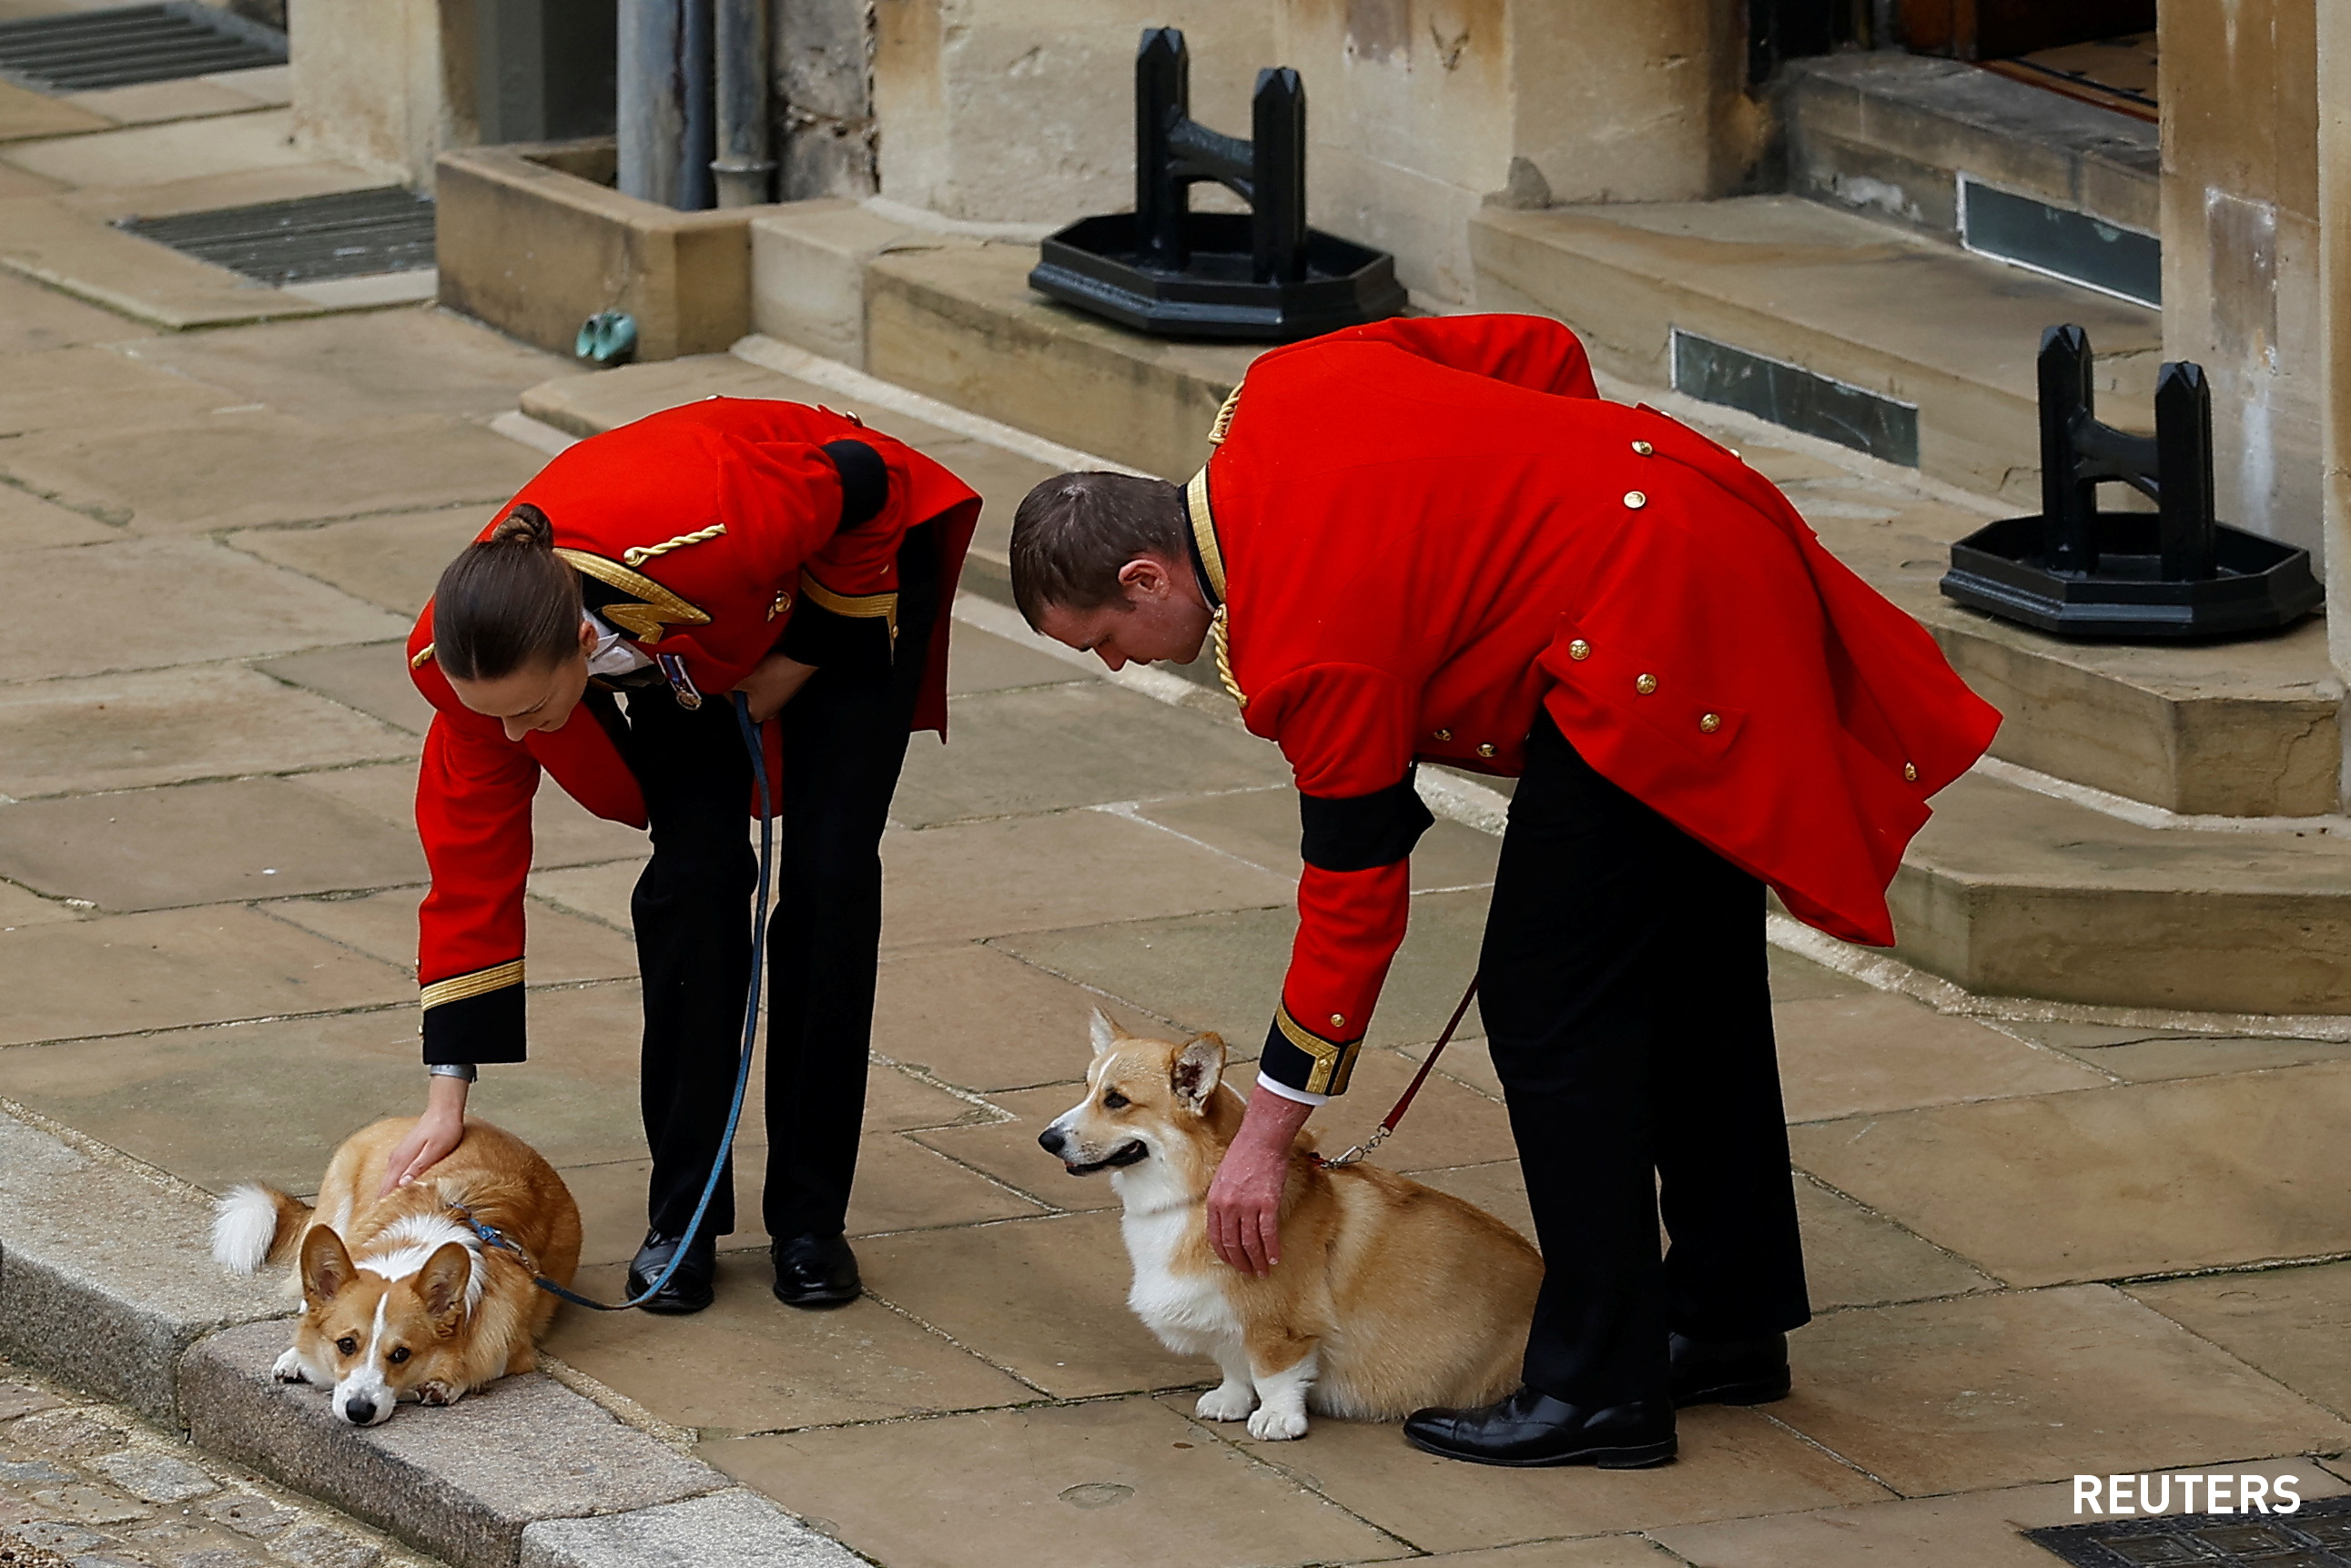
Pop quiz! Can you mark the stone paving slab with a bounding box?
[1789,1061,2351,1286]
[0,1108,283,1422]
[268,888,635,988]
[1132,785,1505,893]
[0,112,310,188]
[0,663,415,798]
[0,411,541,535]
[184,1320,729,1568]
[0,270,137,355]
[2,537,407,681]
[542,1265,1033,1433]
[0,80,109,142]
[870,943,1174,1092]
[2130,1261,2351,1420]
[518,1488,859,1568]
[1768,1285,2351,1495]
[117,312,570,427]
[1209,1396,1889,1554]
[702,1395,1409,1568]
[1649,1461,2345,1568]
[892,683,1290,827]
[229,507,492,620]
[1772,991,2110,1123]
[0,195,330,331]
[0,481,115,552]
[254,642,439,734]
[0,345,243,437]
[0,906,411,1047]
[0,776,426,912]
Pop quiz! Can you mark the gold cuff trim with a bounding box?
[622,522,726,568]
[1274,1004,1363,1096]
[802,576,899,641]
[1207,380,1244,445]
[552,549,712,645]
[410,643,435,669]
[421,960,524,1011]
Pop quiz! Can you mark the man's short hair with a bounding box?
[1009,471,1187,627]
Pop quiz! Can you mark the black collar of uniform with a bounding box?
[1182,467,1226,611]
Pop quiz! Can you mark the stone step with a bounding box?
[1893,770,2351,1016]
[1468,193,2162,508]
[1782,53,2159,258]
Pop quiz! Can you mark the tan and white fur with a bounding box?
[210,1117,582,1426]
[1039,1013,1544,1440]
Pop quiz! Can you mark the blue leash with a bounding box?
[457,691,773,1311]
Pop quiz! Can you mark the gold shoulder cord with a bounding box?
[623,523,726,568]
[1211,609,1244,712]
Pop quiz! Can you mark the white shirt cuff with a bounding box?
[1254,1071,1328,1108]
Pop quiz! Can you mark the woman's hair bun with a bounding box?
[489,503,554,548]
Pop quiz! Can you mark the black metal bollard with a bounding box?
[1941,325,2319,640]
[1029,27,1404,342]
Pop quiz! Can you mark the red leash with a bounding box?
[1313,976,1480,1168]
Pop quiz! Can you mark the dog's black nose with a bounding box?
[342,1397,377,1424]
[1036,1128,1063,1156]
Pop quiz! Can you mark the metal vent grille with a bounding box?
[0,3,286,94]
[121,188,435,285]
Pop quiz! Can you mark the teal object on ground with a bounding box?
[576,311,638,367]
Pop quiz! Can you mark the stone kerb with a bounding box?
[521,1489,867,1568]
[0,1106,286,1424]
[179,1320,740,1568]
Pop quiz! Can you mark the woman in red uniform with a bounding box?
[386,397,978,1314]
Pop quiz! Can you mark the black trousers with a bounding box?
[613,530,937,1242]
[1479,711,1811,1408]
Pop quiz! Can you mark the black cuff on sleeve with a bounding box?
[422,986,526,1066]
[820,440,888,531]
[1299,773,1434,873]
[1259,1007,1363,1097]
[779,597,894,669]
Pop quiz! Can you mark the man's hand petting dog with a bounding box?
[1208,1090,1313,1276]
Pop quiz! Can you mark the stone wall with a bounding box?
[2160,0,2325,555]
[870,0,1274,225]
[1277,0,1749,301]
[289,0,472,187]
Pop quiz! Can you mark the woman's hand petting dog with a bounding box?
[380,1074,471,1195]
[1207,1090,1313,1276]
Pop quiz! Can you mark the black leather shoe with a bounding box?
[771,1232,861,1309]
[1404,1387,1676,1469]
[626,1229,716,1315]
[1669,1331,1791,1408]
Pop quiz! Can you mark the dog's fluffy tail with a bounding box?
[211,1184,311,1275]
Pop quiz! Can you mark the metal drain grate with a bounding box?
[0,2,285,93]
[121,187,435,285]
[2029,1493,2351,1565]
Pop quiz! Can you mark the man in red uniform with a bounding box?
[1009,315,1998,1466]
[401,397,978,1313]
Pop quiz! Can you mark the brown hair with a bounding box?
[1008,471,1188,627]
[431,505,584,683]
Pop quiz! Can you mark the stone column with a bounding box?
[2159,0,2325,557]
[1274,0,1746,302]
[2323,0,2351,716]
[289,0,472,187]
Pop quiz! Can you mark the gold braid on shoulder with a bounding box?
[622,523,726,568]
[1211,607,1245,711]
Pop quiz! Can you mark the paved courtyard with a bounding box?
[4,81,2351,1568]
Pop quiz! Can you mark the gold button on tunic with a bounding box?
[1624,491,1647,510]
[1476,742,1496,758]
[1330,1013,1347,1029]
[1636,673,1657,694]
[1904,762,1920,782]
[1568,638,1591,661]
[1699,713,1722,733]
[1631,440,1653,456]
[1434,728,1452,742]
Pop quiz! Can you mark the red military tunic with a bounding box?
[405,398,980,1064]
[1192,315,2001,1097]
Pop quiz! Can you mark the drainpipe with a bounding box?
[617,0,684,206]
[712,0,775,206]
[618,0,715,209]
[679,0,717,209]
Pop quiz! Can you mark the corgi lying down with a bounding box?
[1040,1014,1543,1440]
[210,1116,582,1426]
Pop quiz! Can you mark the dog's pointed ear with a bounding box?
[299,1227,355,1304]
[418,1241,472,1323]
[1170,1033,1226,1110]
[1089,1008,1125,1057]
